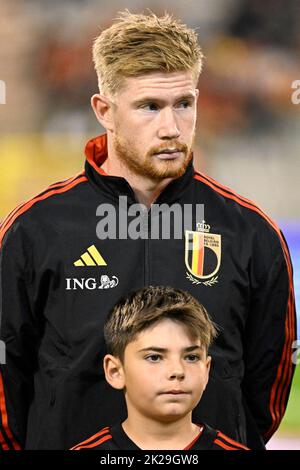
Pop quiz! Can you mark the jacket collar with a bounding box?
[84,133,195,204]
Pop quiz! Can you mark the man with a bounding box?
[0,11,296,450]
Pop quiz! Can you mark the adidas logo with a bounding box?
[74,245,107,267]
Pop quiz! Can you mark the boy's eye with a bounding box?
[145,354,162,362]
[185,354,200,362]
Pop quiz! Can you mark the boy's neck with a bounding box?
[121,411,202,450]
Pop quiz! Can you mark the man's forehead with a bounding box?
[120,71,197,98]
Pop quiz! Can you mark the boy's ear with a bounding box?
[103,354,125,390]
[91,94,114,132]
[203,355,212,391]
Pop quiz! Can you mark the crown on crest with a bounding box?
[196,220,211,233]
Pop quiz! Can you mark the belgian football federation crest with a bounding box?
[185,221,221,286]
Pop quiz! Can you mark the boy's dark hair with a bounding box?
[104,285,217,362]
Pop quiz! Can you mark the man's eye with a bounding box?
[176,100,192,109]
[145,354,162,362]
[185,354,200,362]
[141,103,159,111]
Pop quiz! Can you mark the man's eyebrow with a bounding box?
[138,345,202,353]
[132,93,196,106]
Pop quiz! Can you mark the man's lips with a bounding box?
[153,149,183,159]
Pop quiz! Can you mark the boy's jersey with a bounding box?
[70,423,249,451]
[0,133,296,450]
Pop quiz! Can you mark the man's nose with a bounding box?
[157,107,180,139]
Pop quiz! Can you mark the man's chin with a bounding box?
[148,158,190,180]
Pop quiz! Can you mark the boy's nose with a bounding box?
[170,371,185,380]
[169,366,185,380]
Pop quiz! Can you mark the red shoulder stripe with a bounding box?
[216,432,249,450]
[0,172,85,235]
[214,438,239,450]
[194,171,296,439]
[0,371,21,450]
[0,202,24,232]
[72,433,112,450]
[0,173,86,450]
[265,290,295,440]
[195,170,264,208]
[0,172,85,233]
[0,429,10,450]
[47,172,85,188]
[70,427,110,450]
[194,171,282,237]
[184,426,203,450]
[0,174,87,249]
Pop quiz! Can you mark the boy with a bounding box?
[71,286,249,450]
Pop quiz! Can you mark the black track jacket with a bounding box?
[70,422,249,450]
[0,134,296,449]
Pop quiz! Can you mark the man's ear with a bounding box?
[103,354,125,390]
[91,94,114,132]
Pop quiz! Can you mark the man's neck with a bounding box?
[121,411,201,450]
[102,143,173,208]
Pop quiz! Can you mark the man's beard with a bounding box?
[113,132,194,181]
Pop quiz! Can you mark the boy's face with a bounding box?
[104,318,211,423]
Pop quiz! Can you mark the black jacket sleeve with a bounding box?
[0,219,40,450]
[242,224,297,443]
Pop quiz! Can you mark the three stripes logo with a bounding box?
[74,245,107,267]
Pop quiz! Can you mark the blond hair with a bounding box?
[92,10,204,97]
[104,286,217,362]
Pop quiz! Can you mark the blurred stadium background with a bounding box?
[0,0,299,449]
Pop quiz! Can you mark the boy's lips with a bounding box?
[159,390,190,395]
